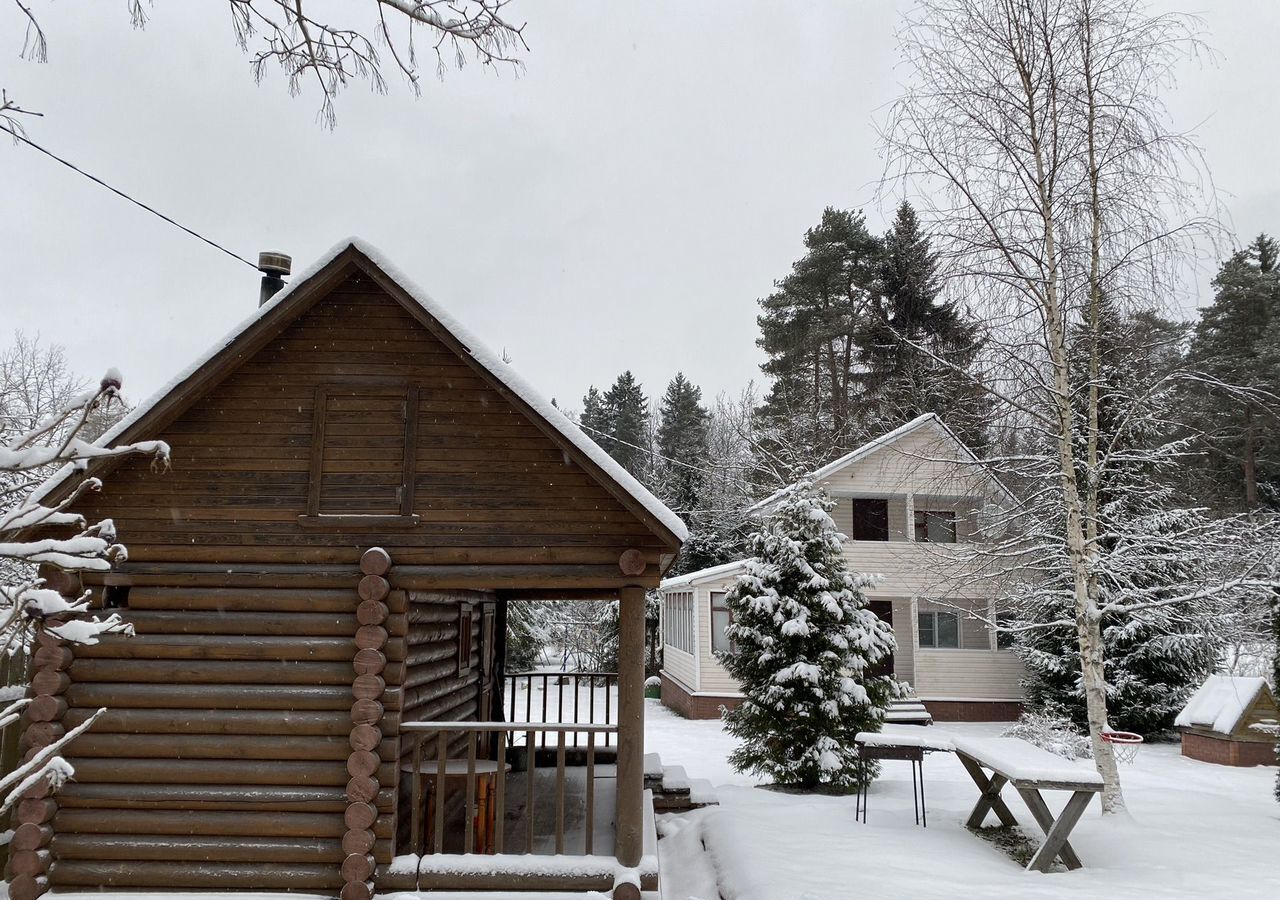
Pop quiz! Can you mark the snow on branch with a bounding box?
[2,369,160,653]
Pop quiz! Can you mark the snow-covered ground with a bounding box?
[645,700,1280,900]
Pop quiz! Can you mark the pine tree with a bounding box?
[601,372,649,478]
[656,373,710,515]
[1184,235,1280,511]
[860,202,988,448]
[756,208,883,462]
[721,480,898,790]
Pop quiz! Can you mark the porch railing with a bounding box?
[400,720,617,858]
[502,671,618,748]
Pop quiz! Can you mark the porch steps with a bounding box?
[885,697,934,726]
[644,756,719,812]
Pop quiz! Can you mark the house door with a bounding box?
[868,601,894,679]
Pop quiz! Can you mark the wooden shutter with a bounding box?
[303,381,419,525]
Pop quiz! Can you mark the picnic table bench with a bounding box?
[950,735,1103,873]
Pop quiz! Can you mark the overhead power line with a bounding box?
[575,421,749,478]
[8,130,259,271]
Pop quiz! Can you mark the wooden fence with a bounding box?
[400,719,616,858]
[502,672,618,748]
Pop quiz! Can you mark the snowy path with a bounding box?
[645,701,1280,900]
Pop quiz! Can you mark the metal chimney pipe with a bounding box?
[258,251,292,306]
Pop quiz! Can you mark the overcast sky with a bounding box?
[4,2,1278,413]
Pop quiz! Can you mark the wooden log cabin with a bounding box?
[12,240,685,900]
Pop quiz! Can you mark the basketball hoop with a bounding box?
[1101,730,1144,764]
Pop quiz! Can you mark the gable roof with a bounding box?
[745,413,1011,515]
[1174,675,1274,734]
[33,238,687,545]
[658,559,749,591]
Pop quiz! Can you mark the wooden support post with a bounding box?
[614,585,645,878]
[342,548,392,898]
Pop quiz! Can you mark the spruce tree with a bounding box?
[721,480,898,790]
[602,372,649,478]
[861,201,988,448]
[504,600,550,672]
[579,386,610,443]
[656,373,710,515]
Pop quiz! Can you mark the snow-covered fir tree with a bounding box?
[602,372,649,478]
[721,480,898,790]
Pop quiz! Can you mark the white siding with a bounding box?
[915,650,1024,700]
[842,540,1006,600]
[912,598,1024,700]
[820,427,993,498]
[663,645,697,692]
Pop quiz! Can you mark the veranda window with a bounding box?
[709,591,735,655]
[663,590,694,654]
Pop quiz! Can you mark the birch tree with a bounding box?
[6,0,528,129]
[885,0,1220,812]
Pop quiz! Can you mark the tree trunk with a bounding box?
[1244,410,1258,507]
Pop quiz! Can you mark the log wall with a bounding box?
[47,582,401,894]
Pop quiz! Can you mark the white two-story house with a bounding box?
[658,413,1025,722]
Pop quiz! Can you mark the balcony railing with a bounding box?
[400,720,618,858]
[502,671,618,748]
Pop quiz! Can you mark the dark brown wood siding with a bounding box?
[70,270,667,569]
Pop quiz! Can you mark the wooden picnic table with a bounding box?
[950,736,1103,873]
[854,727,956,827]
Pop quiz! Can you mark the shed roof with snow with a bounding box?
[1175,675,1277,736]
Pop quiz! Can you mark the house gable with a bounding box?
[49,243,683,573]
[749,414,1007,514]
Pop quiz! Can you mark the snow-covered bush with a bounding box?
[720,479,898,791]
[1002,707,1093,760]
[1,365,168,813]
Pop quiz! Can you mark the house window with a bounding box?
[995,612,1016,650]
[849,498,889,541]
[914,510,957,543]
[663,590,694,654]
[709,591,735,656]
[302,381,420,526]
[918,611,960,648]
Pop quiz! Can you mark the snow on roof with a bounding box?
[32,238,687,544]
[659,558,750,590]
[1174,675,1270,734]
[745,413,1007,515]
